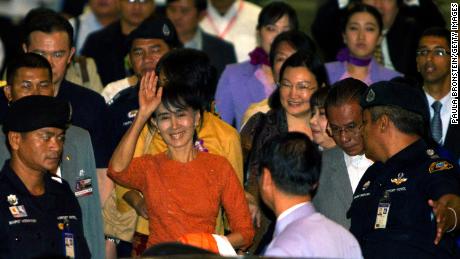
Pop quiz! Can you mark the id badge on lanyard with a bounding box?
[375,191,391,229]
[61,219,75,258]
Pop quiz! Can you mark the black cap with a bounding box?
[360,80,427,116]
[126,17,182,49]
[3,95,71,133]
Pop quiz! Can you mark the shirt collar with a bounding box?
[424,90,452,112]
[1,160,63,196]
[184,29,203,50]
[207,0,240,19]
[344,152,372,168]
[274,202,315,237]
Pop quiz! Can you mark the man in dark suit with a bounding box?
[313,78,372,229]
[81,0,155,85]
[166,0,237,76]
[416,27,460,165]
[363,0,445,78]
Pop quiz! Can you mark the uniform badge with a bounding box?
[163,24,170,36]
[426,149,439,159]
[390,173,407,185]
[7,194,18,205]
[362,181,371,191]
[75,170,93,197]
[9,205,28,218]
[366,89,375,102]
[127,109,138,118]
[429,161,453,173]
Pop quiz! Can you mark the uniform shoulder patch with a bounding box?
[429,161,453,173]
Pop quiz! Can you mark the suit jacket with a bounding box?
[57,80,111,167]
[0,125,105,259]
[81,20,128,86]
[313,147,353,229]
[201,31,237,77]
[385,13,421,78]
[264,203,362,258]
[421,92,460,165]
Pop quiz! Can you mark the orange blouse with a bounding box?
[108,151,254,249]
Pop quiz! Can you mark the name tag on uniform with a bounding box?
[9,205,28,218]
[75,177,93,197]
[64,232,75,258]
[374,202,390,229]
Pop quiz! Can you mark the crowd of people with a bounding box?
[0,0,458,258]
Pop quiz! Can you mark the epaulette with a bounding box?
[428,160,454,173]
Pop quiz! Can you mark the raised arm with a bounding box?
[109,72,162,172]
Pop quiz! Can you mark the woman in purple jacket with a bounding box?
[214,1,298,129]
[326,3,401,85]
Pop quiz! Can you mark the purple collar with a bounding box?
[336,47,372,67]
[249,47,270,66]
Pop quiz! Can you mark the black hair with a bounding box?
[157,81,203,115]
[23,8,74,48]
[257,1,298,31]
[419,27,451,49]
[258,132,321,196]
[310,86,330,110]
[368,105,425,136]
[155,48,217,111]
[325,78,367,115]
[166,0,207,12]
[341,3,383,34]
[269,30,317,70]
[269,50,329,109]
[151,81,202,142]
[6,53,52,86]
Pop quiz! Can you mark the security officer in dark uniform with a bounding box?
[107,16,182,154]
[0,96,90,259]
[348,80,460,259]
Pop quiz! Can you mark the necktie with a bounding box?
[431,101,443,143]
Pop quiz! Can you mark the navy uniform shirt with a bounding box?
[107,84,139,155]
[57,80,111,168]
[0,161,90,259]
[349,139,460,259]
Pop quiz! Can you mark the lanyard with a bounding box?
[205,0,244,39]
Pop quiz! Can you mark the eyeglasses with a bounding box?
[326,122,362,137]
[416,48,450,57]
[277,80,317,92]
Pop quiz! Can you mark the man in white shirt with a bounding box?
[416,27,460,165]
[313,78,373,229]
[200,0,260,62]
[259,132,362,258]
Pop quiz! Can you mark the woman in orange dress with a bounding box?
[108,71,254,252]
